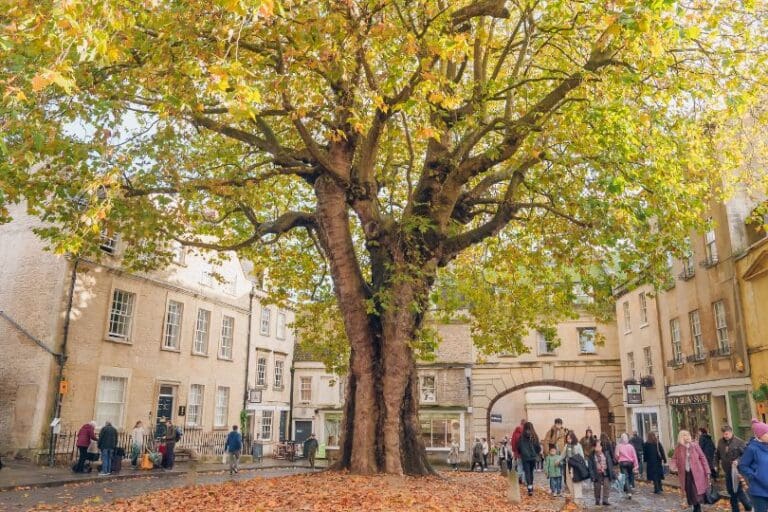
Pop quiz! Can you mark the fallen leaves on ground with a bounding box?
[31,471,575,512]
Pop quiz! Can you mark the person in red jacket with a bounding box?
[73,421,97,473]
[511,419,526,482]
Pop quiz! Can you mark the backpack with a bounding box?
[174,427,183,442]
[568,454,591,482]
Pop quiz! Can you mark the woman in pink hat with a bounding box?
[672,429,711,512]
[738,419,768,512]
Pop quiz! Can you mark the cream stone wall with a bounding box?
[0,205,70,455]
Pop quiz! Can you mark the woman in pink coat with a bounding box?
[673,429,711,512]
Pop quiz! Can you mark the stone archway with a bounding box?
[470,363,625,441]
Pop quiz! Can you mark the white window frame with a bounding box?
[300,377,312,402]
[276,312,286,340]
[638,292,648,326]
[643,346,653,376]
[670,318,683,363]
[187,384,204,427]
[537,331,555,355]
[420,375,436,403]
[260,307,271,336]
[99,229,118,254]
[622,301,631,333]
[171,242,185,265]
[578,327,597,354]
[689,309,704,358]
[713,300,729,352]
[219,315,235,360]
[627,351,636,379]
[107,289,136,341]
[193,309,211,356]
[214,386,230,428]
[274,359,284,389]
[95,375,127,429]
[705,218,719,265]
[256,356,267,387]
[260,410,273,440]
[163,300,183,350]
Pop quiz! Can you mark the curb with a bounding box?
[0,463,324,492]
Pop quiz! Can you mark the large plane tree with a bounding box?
[2,0,767,475]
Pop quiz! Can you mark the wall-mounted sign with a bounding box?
[626,384,642,404]
[668,393,710,406]
[178,405,186,417]
[490,413,502,423]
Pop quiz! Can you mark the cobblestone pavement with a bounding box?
[0,467,314,511]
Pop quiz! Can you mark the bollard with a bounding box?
[507,469,521,503]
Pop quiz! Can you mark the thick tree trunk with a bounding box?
[313,175,434,475]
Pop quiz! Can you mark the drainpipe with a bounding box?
[243,287,255,412]
[288,365,295,442]
[48,258,79,466]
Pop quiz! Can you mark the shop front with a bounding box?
[669,393,712,440]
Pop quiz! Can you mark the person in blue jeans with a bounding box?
[738,419,768,512]
[97,421,118,475]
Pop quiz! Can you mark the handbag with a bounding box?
[140,453,154,470]
[704,482,722,504]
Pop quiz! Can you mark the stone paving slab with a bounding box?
[0,458,326,492]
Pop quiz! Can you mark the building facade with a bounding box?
[0,206,293,459]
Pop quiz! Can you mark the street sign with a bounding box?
[490,413,502,423]
[626,384,642,404]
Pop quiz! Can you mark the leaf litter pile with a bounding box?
[37,471,577,512]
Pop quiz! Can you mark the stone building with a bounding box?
[735,203,768,422]
[0,205,293,458]
[614,284,673,448]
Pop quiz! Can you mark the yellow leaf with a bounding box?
[31,73,51,92]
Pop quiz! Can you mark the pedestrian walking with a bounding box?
[517,421,542,496]
[564,430,585,501]
[738,419,768,512]
[630,431,644,475]
[162,419,180,469]
[224,425,243,475]
[73,421,97,473]
[130,421,145,469]
[511,419,525,483]
[97,420,118,476]
[545,447,564,496]
[448,438,460,471]
[481,437,489,470]
[642,431,667,494]
[616,433,639,498]
[673,429,711,512]
[580,428,596,459]
[716,425,752,512]
[489,437,496,466]
[699,427,717,479]
[471,437,484,471]
[600,432,617,464]
[587,440,615,506]
[303,433,319,469]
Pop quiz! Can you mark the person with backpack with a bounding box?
[517,422,542,496]
[642,431,667,494]
[163,419,180,469]
[224,425,243,475]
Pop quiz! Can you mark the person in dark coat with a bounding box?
[97,421,118,475]
[715,425,752,512]
[303,433,319,469]
[73,421,97,473]
[642,431,667,493]
[600,432,617,464]
[630,431,645,475]
[471,438,484,472]
[699,427,717,479]
[517,422,542,496]
[587,440,616,506]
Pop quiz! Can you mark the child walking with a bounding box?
[545,447,564,496]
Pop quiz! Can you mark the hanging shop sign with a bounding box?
[626,384,643,405]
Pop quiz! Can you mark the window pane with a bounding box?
[163,301,183,349]
[260,307,271,336]
[95,376,126,429]
[220,315,234,359]
[188,384,204,426]
[108,290,135,339]
[215,387,229,427]
[257,357,267,386]
[193,309,211,354]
